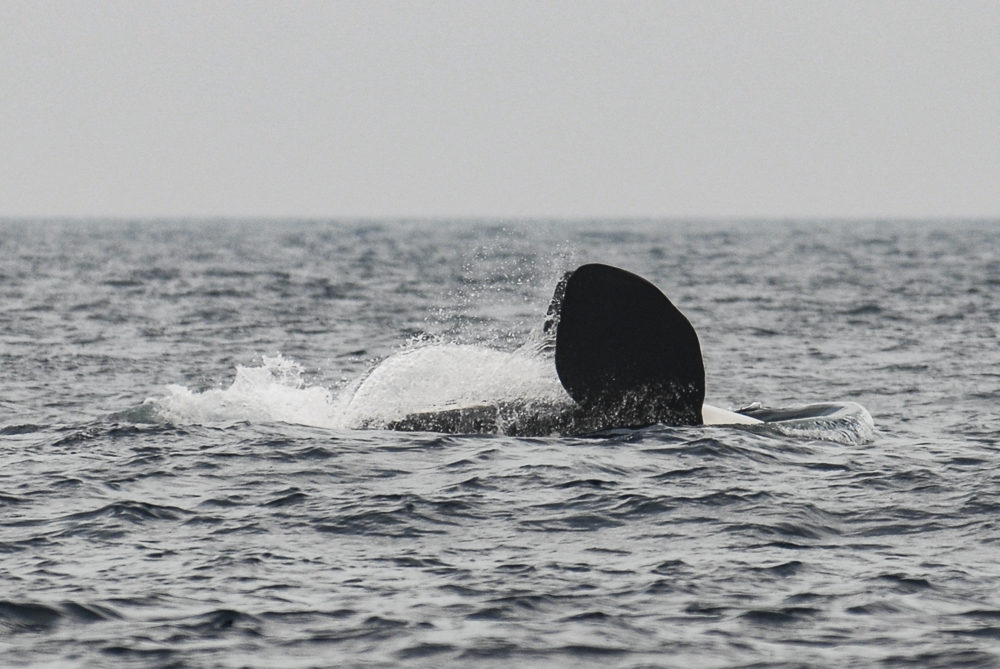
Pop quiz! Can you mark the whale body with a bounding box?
[345,263,868,438]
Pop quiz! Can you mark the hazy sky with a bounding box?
[2,1,998,219]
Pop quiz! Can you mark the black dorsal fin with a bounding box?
[553,264,705,427]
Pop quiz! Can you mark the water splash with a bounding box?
[138,346,571,431]
[336,343,571,429]
[144,355,341,428]
[135,352,873,444]
[738,401,876,445]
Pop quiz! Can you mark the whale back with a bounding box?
[553,263,705,427]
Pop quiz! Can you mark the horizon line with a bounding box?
[2,215,999,224]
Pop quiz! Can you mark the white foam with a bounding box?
[337,343,571,429]
[148,354,342,429]
[757,402,876,445]
[145,346,571,430]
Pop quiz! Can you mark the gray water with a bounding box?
[2,219,999,668]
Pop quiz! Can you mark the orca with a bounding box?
[382,263,761,435]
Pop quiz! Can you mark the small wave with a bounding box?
[742,607,820,626]
[177,609,263,637]
[9,500,190,534]
[0,601,62,632]
[0,424,46,436]
[62,500,188,524]
[0,600,122,632]
[738,402,875,445]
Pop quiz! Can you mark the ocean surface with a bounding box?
[2,218,999,668]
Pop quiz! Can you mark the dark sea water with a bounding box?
[2,219,999,668]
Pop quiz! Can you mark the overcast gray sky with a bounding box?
[2,1,998,219]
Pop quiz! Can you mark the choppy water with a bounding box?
[2,219,1000,668]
